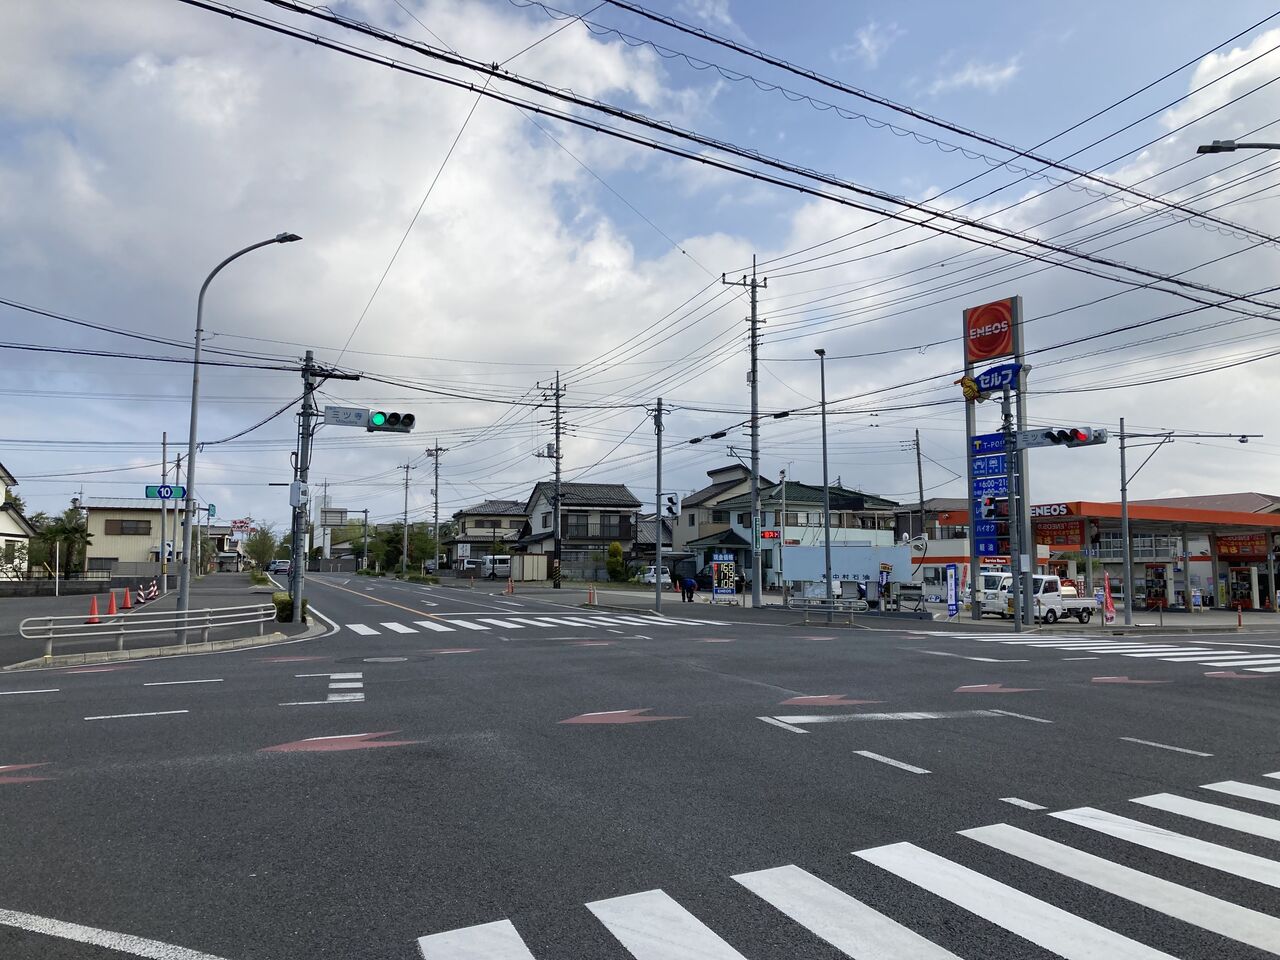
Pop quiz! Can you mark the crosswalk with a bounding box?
[342,614,728,636]
[962,635,1280,672]
[416,769,1280,958]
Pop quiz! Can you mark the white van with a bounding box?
[979,572,1011,617]
[480,555,511,579]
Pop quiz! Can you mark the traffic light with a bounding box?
[979,497,1010,520]
[664,495,679,518]
[980,497,996,520]
[367,411,416,434]
[1042,427,1107,447]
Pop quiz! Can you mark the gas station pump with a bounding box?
[1144,563,1169,610]
[1228,566,1259,610]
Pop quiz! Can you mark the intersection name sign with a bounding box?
[323,406,369,428]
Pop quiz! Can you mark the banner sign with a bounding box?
[975,362,1021,393]
[963,298,1016,363]
[946,564,958,617]
[1216,533,1268,558]
[1034,519,1085,548]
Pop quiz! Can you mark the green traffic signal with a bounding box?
[371,411,387,427]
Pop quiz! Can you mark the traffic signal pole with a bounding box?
[289,352,317,624]
[1002,386,1022,633]
[654,397,664,614]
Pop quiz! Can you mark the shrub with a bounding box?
[271,591,309,622]
[606,541,626,582]
[249,570,269,586]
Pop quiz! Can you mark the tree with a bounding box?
[245,524,277,569]
[25,512,51,569]
[4,489,27,515]
[38,507,92,577]
[606,541,626,582]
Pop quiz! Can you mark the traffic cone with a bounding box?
[121,586,133,610]
[85,596,100,625]
[106,591,118,616]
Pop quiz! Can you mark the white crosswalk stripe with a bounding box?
[345,615,725,637]
[956,634,1280,672]
[413,769,1280,959]
[346,623,378,635]
[446,621,491,631]
[414,620,456,633]
[380,622,416,634]
[475,618,524,629]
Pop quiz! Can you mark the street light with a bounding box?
[816,349,833,623]
[1197,139,1280,154]
[178,233,301,612]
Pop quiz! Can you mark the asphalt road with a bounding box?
[1,571,1280,959]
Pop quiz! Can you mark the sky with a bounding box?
[3,0,1280,533]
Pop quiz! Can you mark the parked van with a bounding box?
[979,572,1011,617]
[480,555,511,579]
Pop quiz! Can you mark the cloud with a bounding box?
[676,0,742,37]
[927,56,1021,95]
[832,21,904,69]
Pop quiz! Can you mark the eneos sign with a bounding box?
[963,298,1015,363]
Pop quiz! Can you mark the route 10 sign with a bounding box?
[145,485,186,500]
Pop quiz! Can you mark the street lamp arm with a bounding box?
[196,234,299,311]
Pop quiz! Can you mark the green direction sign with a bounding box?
[145,485,186,500]
[207,504,216,518]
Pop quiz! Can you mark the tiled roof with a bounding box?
[717,481,899,511]
[682,477,745,508]
[686,528,751,548]
[1134,492,1280,514]
[633,516,673,546]
[525,482,641,511]
[453,499,527,517]
[83,497,189,511]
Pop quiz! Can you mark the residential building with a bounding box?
[672,464,753,554]
[893,497,972,542]
[0,463,36,579]
[83,497,189,576]
[631,514,674,566]
[517,482,642,579]
[444,499,527,567]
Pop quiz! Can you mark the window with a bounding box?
[711,510,728,523]
[87,557,116,572]
[541,512,551,530]
[601,513,622,539]
[785,512,798,526]
[737,513,750,527]
[687,512,696,527]
[566,513,589,538]
[105,519,151,536]
[3,541,14,565]
[762,548,773,569]
[475,518,501,529]
[508,519,523,529]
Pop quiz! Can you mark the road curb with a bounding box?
[4,617,328,671]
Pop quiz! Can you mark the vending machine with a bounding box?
[1228,566,1259,610]
[1144,563,1169,610]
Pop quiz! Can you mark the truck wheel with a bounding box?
[1044,610,1058,624]
[1078,610,1092,623]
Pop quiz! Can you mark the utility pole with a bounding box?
[426,442,448,570]
[535,373,565,587]
[914,429,926,540]
[1002,386,1022,632]
[654,397,664,613]
[400,462,415,577]
[362,508,369,571]
[779,469,787,601]
[160,432,168,594]
[289,351,317,623]
[321,478,330,560]
[723,258,766,607]
[816,350,832,624]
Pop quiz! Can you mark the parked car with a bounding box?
[639,565,674,586]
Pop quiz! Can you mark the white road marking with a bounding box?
[504,617,556,627]
[143,679,223,686]
[0,688,60,696]
[757,717,809,734]
[734,864,961,958]
[1052,806,1280,888]
[1201,657,1280,666]
[586,888,749,960]
[918,650,1028,662]
[296,673,362,679]
[1122,649,1222,658]
[279,699,361,706]
[475,619,524,629]
[776,709,1000,725]
[1000,797,1047,810]
[1119,737,1212,757]
[1063,656,1099,660]
[1245,665,1280,672]
[84,710,188,721]
[446,621,491,631]
[989,709,1053,723]
[1202,780,1280,806]
[962,822,1280,953]
[0,906,232,960]
[418,918,536,959]
[414,620,456,632]
[526,616,586,626]
[381,622,417,634]
[854,751,930,774]
[856,842,1176,960]
[346,624,379,635]
[328,682,363,689]
[1132,793,1280,842]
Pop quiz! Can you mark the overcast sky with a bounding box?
[4,0,1280,531]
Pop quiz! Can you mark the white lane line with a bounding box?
[962,822,1280,954]
[856,842,1176,960]
[380,622,417,634]
[445,621,490,631]
[1202,781,1280,807]
[918,650,1028,663]
[1000,797,1047,810]
[1052,806,1280,888]
[328,682,363,689]
[734,864,962,959]
[85,710,189,721]
[757,717,809,734]
[1063,657,1100,660]
[279,699,361,706]
[586,889,749,960]
[1132,793,1280,842]
[988,709,1053,724]
[414,620,456,632]
[854,751,930,774]
[143,679,223,686]
[1122,649,1223,658]
[1245,665,1280,672]
[296,672,362,679]
[475,619,524,629]
[418,917,536,959]
[1119,737,1212,757]
[1201,657,1280,666]
[0,688,60,696]
[346,623,379,636]
[776,710,1000,725]
[0,906,232,960]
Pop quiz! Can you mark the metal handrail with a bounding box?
[787,597,870,612]
[20,603,276,659]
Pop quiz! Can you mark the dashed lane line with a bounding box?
[84,710,189,721]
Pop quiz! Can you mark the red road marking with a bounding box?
[560,708,686,724]
[780,695,885,706]
[260,731,421,753]
[1205,670,1271,679]
[256,655,329,663]
[0,763,51,784]
[426,648,481,655]
[955,683,1041,694]
[1092,676,1171,685]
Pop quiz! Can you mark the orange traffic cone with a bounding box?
[106,591,118,616]
[85,596,100,624]
[121,586,132,610]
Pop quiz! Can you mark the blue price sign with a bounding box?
[970,432,1006,455]
[972,520,1000,538]
[973,476,1009,498]
[975,362,1022,393]
[976,540,1005,556]
[971,453,1008,477]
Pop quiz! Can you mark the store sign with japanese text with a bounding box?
[1034,519,1085,548]
[1216,533,1269,559]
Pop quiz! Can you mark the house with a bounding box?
[631,513,674,566]
[517,482,642,579]
[698,481,900,588]
[673,464,754,555]
[443,499,527,567]
[0,463,36,579]
[83,497,189,576]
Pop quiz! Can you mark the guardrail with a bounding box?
[787,596,870,623]
[20,604,277,660]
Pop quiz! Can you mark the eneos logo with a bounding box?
[964,298,1015,363]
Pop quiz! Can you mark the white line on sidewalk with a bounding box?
[853,750,930,774]
[1119,737,1212,757]
[84,710,189,721]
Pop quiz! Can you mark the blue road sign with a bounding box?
[971,453,1008,477]
[970,432,1006,455]
[975,362,1022,393]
